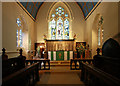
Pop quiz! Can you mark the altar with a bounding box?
[45,39,75,61]
[48,51,73,61]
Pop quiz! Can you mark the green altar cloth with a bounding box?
[56,51,64,61]
[48,51,73,61]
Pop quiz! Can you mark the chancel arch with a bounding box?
[47,2,73,40]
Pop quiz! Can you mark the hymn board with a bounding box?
[45,39,75,61]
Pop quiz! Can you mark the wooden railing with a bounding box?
[80,62,120,86]
[70,58,93,70]
[2,63,39,86]
[26,59,50,70]
[2,48,40,86]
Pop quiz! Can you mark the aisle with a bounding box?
[35,66,85,86]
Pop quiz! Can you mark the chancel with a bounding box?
[0,0,120,86]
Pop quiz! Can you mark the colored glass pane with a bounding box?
[58,10,62,13]
[59,6,62,9]
[64,19,69,39]
[16,18,21,27]
[56,8,58,11]
[19,29,23,47]
[59,14,61,16]
[57,18,63,39]
[50,19,56,39]
[16,30,18,47]
[65,13,68,17]
[52,14,55,17]
[62,12,64,14]
[62,8,64,11]
[56,12,58,14]
[98,28,100,46]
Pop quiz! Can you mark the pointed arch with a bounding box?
[47,2,73,39]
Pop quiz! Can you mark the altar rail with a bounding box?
[70,58,93,70]
[80,62,120,86]
[2,63,39,86]
[26,59,50,70]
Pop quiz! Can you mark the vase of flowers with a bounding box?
[76,43,85,58]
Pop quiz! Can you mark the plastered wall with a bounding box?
[0,2,2,51]
[85,2,119,57]
[35,2,85,43]
[2,2,35,58]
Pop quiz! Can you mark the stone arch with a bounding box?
[47,2,73,39]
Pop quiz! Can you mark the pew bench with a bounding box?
[2,48,40,86]
[2,62,39,86]
[80,62,120,86]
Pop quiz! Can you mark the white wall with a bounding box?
[2,2,35,58]
[0,2,2,51]
[35,2,85,43]
[0,2,2,85]
[68,2,85,42]
[85,2,119,57]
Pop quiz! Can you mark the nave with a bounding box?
[36,66,85,85]
[2,38,120,86]
[1,1,120,86]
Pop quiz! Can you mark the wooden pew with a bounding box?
[2,63,39,86]
[80,62,120,86]
[80,38,120,86]
[2,48,26,78]
[2,48,40,86]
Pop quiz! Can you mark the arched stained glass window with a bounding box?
[16,18,23,48]
[49,6,70,40]
[97,16,104,47]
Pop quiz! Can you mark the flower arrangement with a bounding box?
[76,43,85,58]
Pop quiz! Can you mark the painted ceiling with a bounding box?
[17,0,100,21]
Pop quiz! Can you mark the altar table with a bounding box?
[48,51,73,61]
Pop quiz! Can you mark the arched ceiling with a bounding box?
[17,1,100,21]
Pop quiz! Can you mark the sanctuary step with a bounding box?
[50,61,70,66]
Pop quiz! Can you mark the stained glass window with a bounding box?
[16,18,21,27]
[50,19,56,39]
[16,30,19,47]
[98,28,100,46]
[64,19,69,39]
[98,16,104,47]
[16,18,23,48]
[19,29,23,47]
[52,14,55,17]
[49,6,70,39]
[65,13,68,17]
[57,18,63,39]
